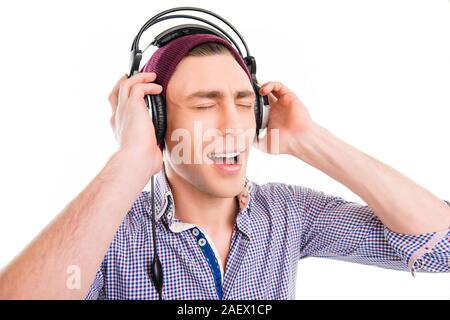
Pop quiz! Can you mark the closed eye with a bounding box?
[195,103,253,109]
[196,104,215,109]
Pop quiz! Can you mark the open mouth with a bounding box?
[206,150,244,165]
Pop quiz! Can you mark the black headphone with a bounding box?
[127,7,269,300]
[129,7,270,148]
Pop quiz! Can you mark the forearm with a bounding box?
[0,150,153,299]
[289,123,450,235]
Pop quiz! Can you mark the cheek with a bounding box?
[164,112,213,164]
[235,108,257,138]
[165,108,257,153]
[165,111,195,144]
[245,108,257,128]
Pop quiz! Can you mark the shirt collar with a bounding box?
[147,165,253,239]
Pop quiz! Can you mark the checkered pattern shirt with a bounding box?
[85,168,450,299]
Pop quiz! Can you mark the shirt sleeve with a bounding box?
[84,265,105,300]
[287,184,450,275]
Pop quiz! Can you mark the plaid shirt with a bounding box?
[85,168,450,299]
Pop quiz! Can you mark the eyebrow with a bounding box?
[185,89,256,101]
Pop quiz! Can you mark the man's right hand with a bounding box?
[0,72,166,299]
[108,72,163,175]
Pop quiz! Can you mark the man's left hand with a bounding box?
[256,81,315,155]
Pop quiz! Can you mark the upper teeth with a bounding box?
[208,151,241,159]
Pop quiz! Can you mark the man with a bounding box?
[0,33,449,300]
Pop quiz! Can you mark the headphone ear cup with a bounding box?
[254,95,262,136]
[252,81,263,136]
[146,94,167,147]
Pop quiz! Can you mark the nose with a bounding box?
[217,98,244,135]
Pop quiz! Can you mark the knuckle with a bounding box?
[108,92,114,103]
[127,82,162,99]
[119,81,128,93]
[129,84,143,97]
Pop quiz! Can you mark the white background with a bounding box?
[0,0,449,299]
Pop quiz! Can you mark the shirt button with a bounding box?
[192,228,200,237]
[198,238,206,247]
[167,211,173,219]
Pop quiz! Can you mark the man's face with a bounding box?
[164,53,256,197]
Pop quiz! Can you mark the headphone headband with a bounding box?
[147,17,242,56]
[131,7,250,56]
[151,24,226,48]
[129,7,256,77]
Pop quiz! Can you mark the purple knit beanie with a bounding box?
[140,34,253,98]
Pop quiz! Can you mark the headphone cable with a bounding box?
[150,174,164,300]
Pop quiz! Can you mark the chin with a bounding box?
[202,150,249,197]
[203,168,247,198]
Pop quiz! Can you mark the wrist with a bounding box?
[112,149,160,179]
[286,121,323,160]
[288,123,357,184]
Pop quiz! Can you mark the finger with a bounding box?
[109,113,116,131]
[127,82,163,106]
[266,92,277,105]
[259,81,292,100]
[118,72,157,104]
[108,74,128,111]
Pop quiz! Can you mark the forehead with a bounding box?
[166,54,253,101]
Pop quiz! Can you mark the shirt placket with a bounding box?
[191,227,223,299]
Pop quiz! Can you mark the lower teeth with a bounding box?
[212,156,237,164]
[208,154,240,164]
